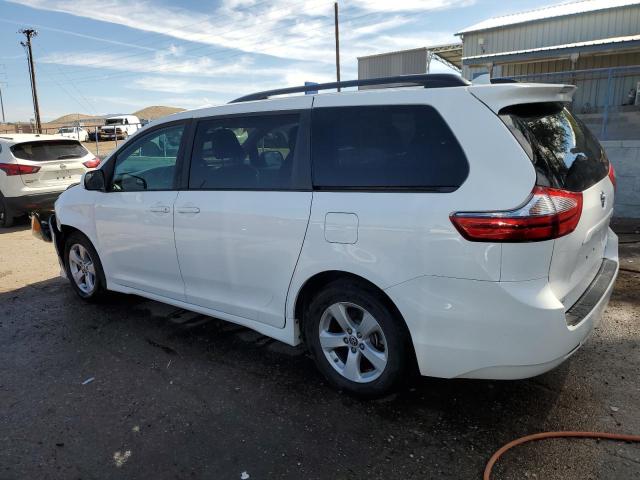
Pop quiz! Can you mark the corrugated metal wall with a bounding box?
[462,4,640,58]
[358,48,428,88]
[499,52,640,109]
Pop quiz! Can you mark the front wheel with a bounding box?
[304,279,412,397]
[64,232,107,301]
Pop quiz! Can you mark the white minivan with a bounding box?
[39,75,619,396]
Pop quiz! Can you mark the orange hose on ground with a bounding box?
[484,431,640,480]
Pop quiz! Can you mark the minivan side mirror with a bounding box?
[84,169,106,191]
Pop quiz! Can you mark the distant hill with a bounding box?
[48,113,99,124]
[42,106,185,129]
[133,106,185,120]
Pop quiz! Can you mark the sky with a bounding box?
[1,0,549,122]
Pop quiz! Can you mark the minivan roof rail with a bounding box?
[229,73,470,103]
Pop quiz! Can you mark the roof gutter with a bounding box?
[462,36,640,66]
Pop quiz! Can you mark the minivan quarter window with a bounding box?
[110,123,185,192]
[311,105,469,191]
[189,113,304,190]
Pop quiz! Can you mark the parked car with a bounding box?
[39,75,619,397]
[99,115,141,140]
[0,134,99,227]
[58,126,89,142]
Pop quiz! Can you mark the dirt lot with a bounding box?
[0,220,639,479]
[82,140,119,159]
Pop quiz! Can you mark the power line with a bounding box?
[37,44,98,115]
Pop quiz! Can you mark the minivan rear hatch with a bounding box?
[500,102,614,309]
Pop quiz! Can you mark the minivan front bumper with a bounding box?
[385,228,619,380]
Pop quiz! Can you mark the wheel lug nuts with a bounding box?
[359,343,365,350]
[351,347,357,353]
[347,328,352,334]
[343,337,349,344]
[357,332,362,338]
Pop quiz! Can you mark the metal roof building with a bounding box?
[455,0,640,111]
[357,44,462,89]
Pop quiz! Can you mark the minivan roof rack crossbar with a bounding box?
[229,73,469,103]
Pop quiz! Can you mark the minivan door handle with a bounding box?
[149,204,170,214]
[176,206,200,214]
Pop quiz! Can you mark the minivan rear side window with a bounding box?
[311,105,468,191]
[11,140,88,161]
[500,103,608,192]
[189,113,303,190]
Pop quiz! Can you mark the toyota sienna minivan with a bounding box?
[37,74,619,396]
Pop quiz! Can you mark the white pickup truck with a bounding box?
[98,115,141,140]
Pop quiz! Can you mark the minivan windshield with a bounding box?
[500,102,608,192]
[11,140,88,161]
[105,118,125,125]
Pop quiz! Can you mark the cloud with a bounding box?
[39,49,334,83]
[0,18,158,52]
[349,0,476,13]
[10,0,471,64]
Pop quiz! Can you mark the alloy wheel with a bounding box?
[318,302,388,383]
[68,243,97,295]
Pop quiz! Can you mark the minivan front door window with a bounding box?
[111,124,184,191]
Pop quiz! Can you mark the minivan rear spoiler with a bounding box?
[468,83,576,114]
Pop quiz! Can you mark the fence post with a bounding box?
[601,68,613,140]
[95,126,99,157]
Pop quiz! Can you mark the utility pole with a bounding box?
[0,85,6,123]
[19,28,42,133]
[0,65,6,123]
[334,2,341,92]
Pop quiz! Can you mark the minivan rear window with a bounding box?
[312,105,469,191]
[500,103,608,192]
[11,140,88,161]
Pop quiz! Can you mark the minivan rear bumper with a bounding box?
[385,228,619,380]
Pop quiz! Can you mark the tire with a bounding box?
[304,279,412,397]
[63,231,107,301]
[0,193,15,228]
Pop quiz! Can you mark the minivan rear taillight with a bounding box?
[0,163,41,176]
[450,186,583,242]
[608,163,616,190]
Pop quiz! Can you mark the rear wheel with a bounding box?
[64,232,107,301]
[304,279,412,397]
[0,194,15,228]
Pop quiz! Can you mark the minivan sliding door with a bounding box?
[174,105,312,328]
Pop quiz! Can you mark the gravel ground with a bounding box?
[82,140,118,159]
[0,219,638,480]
